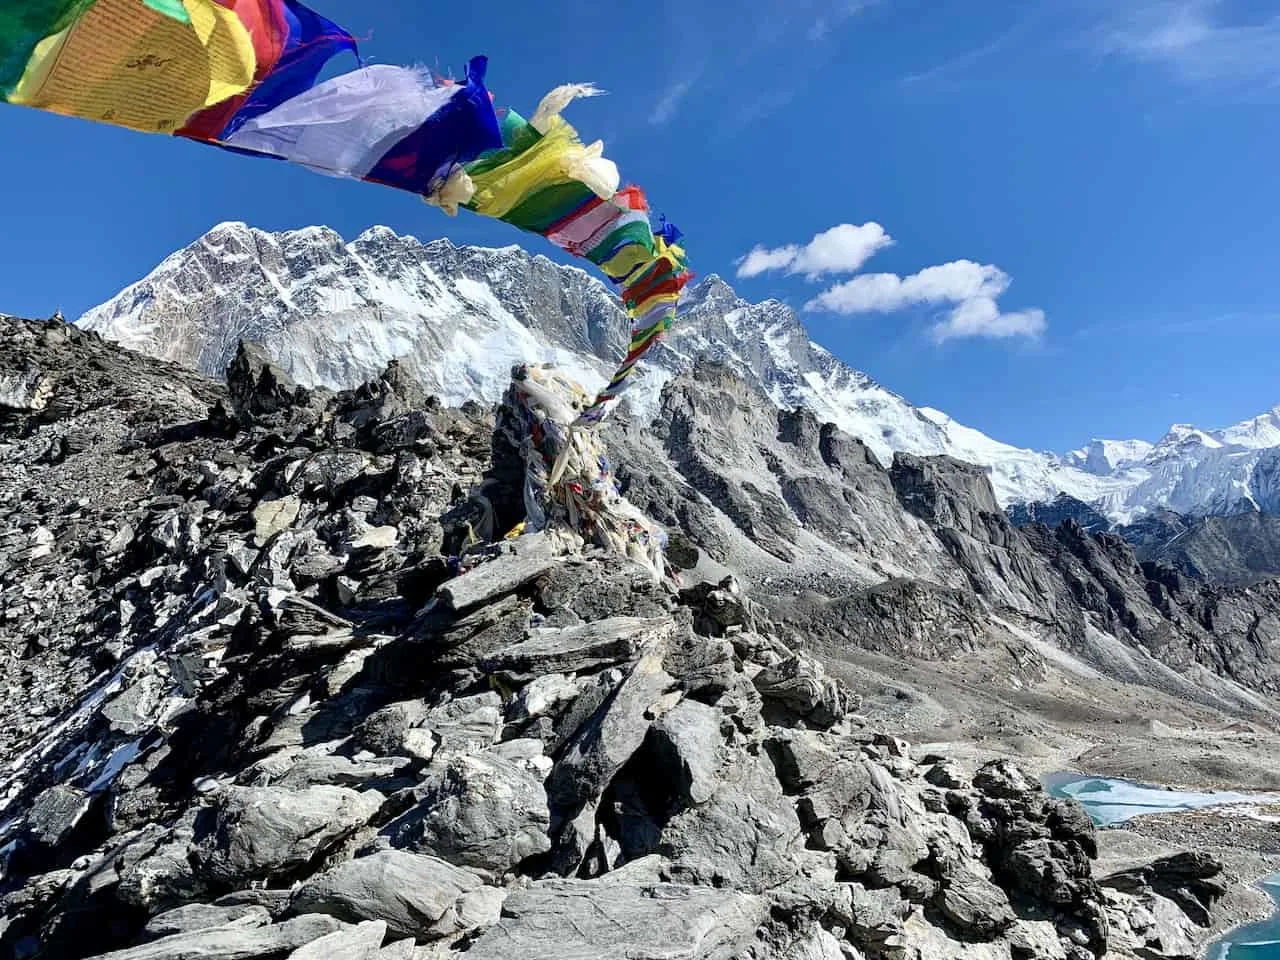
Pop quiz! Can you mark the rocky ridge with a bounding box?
[0,317,1254,960]
[604,363,1280,708]
[76,222,1280,521]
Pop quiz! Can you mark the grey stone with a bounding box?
[1047,798,1098,859]
[354,701,429,756]
[923,762,965,790]
[437,556,557,612]
[457,881,767,960]
[287,920,387,960]
[934,867,1016,937]
[144,903,272,939]
[214,890,294,917]
[507,673,580,721]
[86,914,343,960]
[380,751,550,874]
[872,734,910,759]
[480,615,666,680]
[660,753,805,893]
[425,693,503,753]
[781,928,850,960]
[117,819,208,911]
[830,884,907,946]
[253,496,301,544]
[291,850,487,941]
[226,340,314,418]
[245,755,412,790]
[973,760,1041,800]
[752,653,851,728]
[27,784,93,848]
[192,786,383,886]
[548,652,676,814]
[651,699,724,805]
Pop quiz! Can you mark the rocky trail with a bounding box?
[0,316,1274,959]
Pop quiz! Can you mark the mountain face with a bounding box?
[79,222,1279,522]
[1119,509,1280,587]
[2,314,1275,960]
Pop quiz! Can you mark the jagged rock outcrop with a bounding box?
[0,317,1236,960]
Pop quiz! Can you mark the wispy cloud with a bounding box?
[901,24,1024,89]
[806,260,1010,311]
[649,75,699,126]
[717,87,804,140]
[646,2,870,132]
[809,0,878,42]
[930,299,1046,344]
[1097,1,1280,94]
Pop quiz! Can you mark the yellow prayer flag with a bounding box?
[9,0,255,134]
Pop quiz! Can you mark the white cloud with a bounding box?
[740,227,1046,344]
[737,245,801,278]
[736,223,894,280]
[930,299,1047,343]
[1099,1,1280,91]
[805,260,1008,312]
[804,259,1046,343]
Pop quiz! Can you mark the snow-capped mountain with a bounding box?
[1066,439,1155,476]
[79,222,624,408]
[1093,417,1280,519]
[78,222,1279,520]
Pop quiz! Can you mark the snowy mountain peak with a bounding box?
[1219,405,1280,449]
[1153,424,1224,456]
[77,221,1280,523]
[1066,439,1156,476]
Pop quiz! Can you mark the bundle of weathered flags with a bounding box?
[0,0,691,424]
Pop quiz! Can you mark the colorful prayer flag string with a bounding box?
[0,0,691,425]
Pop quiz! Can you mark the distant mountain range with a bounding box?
[78,221,1280,523]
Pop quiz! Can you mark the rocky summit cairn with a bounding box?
[0,318,1237,959]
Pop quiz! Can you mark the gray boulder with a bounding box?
[548,652,676,814]
[752,653,851,728]
[973,760,1041,801]
[480,615,665,681]
[291,850,497,941]
[660,753,805,893]
[437,555,557,612]
[192,786,383,886]
[287,920,386,960]
[934,866,1016,938]
[354,700,430,757]
[457,880,767,960]
[651,699,724,806]
[86,914,343,960]
[144,903,272,938]
[424,693,503,753]
[380,751,550,874]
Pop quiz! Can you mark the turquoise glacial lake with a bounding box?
[1044,772,1279,959]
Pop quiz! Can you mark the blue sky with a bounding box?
[1,0,1278,454]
